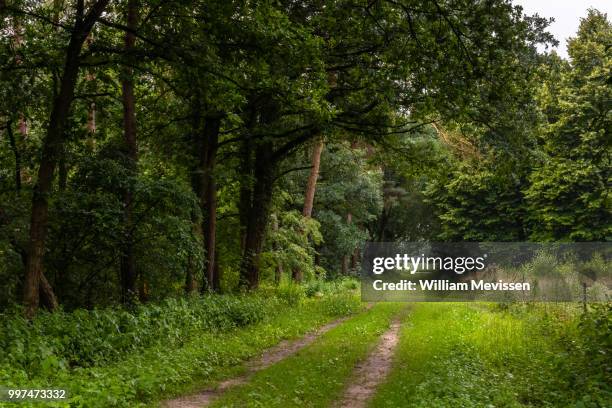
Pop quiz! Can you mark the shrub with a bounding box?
[274,283,306,306]
[0,294,277,375]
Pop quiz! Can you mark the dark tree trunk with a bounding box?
[191,113,221,293]
[39,273,59,311]
[58,154,67,191]
[5,119,21,191]
[23,0,111,318]
[377,206,390,242]
[120,0,139,303]
[138,278,148,303]
[240,143,276,289]
[314,245,321,267]
[238,136,254,252]
[202,116,220,291]
[291,266,302,282]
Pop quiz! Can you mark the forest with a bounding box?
[0,1,610,407]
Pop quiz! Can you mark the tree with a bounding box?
[21,0,111,317]
[526,9,611,241]
[120,0,138,302]
[292,137,325,282]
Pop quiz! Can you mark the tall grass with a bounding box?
[371,302,611,407]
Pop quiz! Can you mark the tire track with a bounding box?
[336,315,402,408]
[163,303,373,408]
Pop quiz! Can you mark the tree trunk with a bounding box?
[39,273,59,311]
[303,138,324,218]
[238,136,253,253]
[240,144,275,289]
[5,119,21,191]
[202,116,220,291]
[292,137,324,282]
[120,0,139,303]
[138,278,148,303]
[23,0,111,318]
[191,113,221,293]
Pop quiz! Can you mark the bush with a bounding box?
[0,294,277,375]
[274,283,306,306]
[304,277,359,298]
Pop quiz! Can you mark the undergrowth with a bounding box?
[0,284,361,407]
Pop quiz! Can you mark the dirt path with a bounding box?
[163,307,372,408]
[336,316,402,408]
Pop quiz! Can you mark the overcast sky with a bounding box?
[513,0,611,59]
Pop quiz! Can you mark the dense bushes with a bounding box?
[0,284,360,383]
[567,304,612,405]
[0,286,360,407]
[0,294,277,376]
[499,302,612,407]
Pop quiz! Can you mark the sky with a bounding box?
[513,0,611,59]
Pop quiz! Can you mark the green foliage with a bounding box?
[314,144,382,274]
[368,128,448,242]
[303,277,359,298]
[262,211,323,282]
[371,303,612,408]
[559,303,612,405]
[526,10,611,241]
[0,288,361,407]
[425,158,529,241]
[0,295,274,372]
[272,283,306,307]
[526,158,610,241]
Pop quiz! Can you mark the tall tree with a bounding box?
[120,0,138,302]
[526,9,611,241]
[302,139,325,219]
[292,137,324,282]
[22,0,111,317]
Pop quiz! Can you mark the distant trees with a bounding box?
[526,10,611,241]
[422,10,610,243]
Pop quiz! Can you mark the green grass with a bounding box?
[209,302,406,408]
[0,293,361,408]
[3,297,607,408]
[369,302,611,408]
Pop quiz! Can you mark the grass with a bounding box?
[209,302,406,408]
[0,292,361,408]
[369,302,611,408]
[2,296,607,407]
